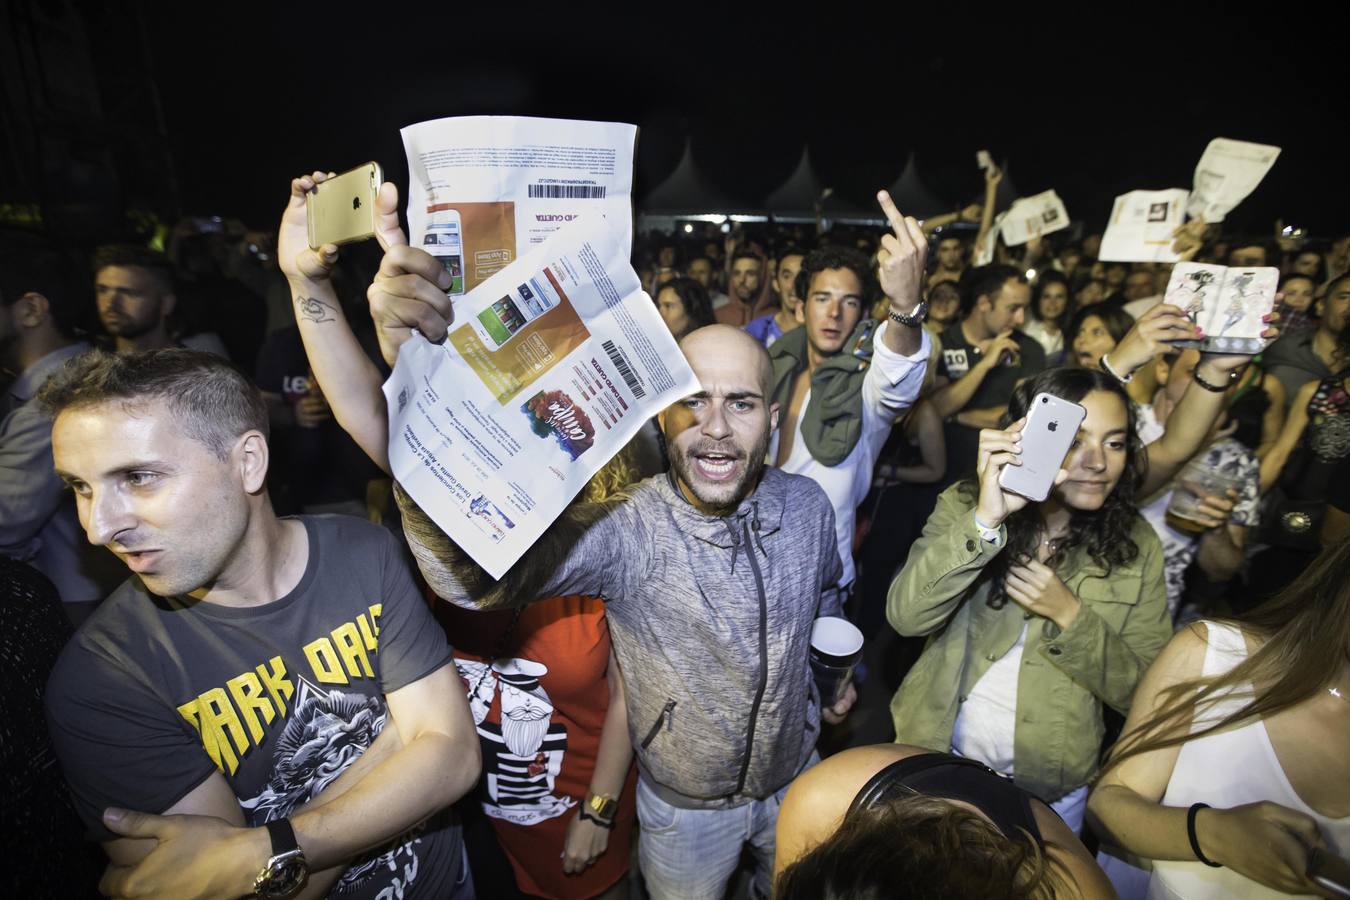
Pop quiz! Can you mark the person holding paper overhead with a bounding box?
[279,173,642,900]
[287,173,931,899]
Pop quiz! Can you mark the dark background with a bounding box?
[3,2,1345,239]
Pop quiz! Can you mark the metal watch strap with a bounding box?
[887,300,927,328]
[267,817,300,856]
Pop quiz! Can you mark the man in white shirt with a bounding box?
[767,192,930,590]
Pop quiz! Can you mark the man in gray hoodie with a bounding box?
[390,321,851,900]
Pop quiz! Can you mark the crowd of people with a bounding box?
[2,155,1348,900]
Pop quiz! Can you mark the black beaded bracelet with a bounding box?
[1191,368,1232,393]
[579,809,616,829]
[1187,802,1222,867]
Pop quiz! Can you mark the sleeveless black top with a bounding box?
[848,752,1043,844]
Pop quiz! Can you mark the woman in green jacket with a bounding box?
[887,310,1266,832]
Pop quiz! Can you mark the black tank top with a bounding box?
[848,752,1043,844]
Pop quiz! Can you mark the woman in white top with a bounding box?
[1023,271,1074,364]
[1088,538,1350,898]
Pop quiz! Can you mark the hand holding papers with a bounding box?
[384,216,698,579]
[1099,189,1191,263]
[1186,138,1281,223]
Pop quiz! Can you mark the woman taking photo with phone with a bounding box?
[1088,539,1350,899]
[886,302,1274,832]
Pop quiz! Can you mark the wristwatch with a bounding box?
[254,818,308,900]
[586,791,619,822]
[887,300,928,328]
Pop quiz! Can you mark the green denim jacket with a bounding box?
[887,484,1172,802]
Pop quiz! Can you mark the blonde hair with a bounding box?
[579,444,640,504]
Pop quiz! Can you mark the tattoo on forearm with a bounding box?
[296,296,336,324]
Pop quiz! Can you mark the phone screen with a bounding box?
[424,209,466,296]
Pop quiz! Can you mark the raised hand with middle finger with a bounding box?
[875,189,927,313]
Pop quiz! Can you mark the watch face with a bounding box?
[257,853,307,899]
[589,794,619,818]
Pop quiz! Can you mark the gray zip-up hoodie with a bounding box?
[395,466,842,807]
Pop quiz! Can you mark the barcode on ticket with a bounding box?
[527,184,607,199]
[601,340,645,399]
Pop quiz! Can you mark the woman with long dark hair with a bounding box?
[1088,539,1350,898]
[653,277,714,341]
[885,302,1272,833]
[1066,304,1135,371]
[1024,271,1075,364]
[888,368,1170,833]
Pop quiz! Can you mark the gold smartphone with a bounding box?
[306,162,383,249]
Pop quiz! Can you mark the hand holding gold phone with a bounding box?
[306,162,383,249]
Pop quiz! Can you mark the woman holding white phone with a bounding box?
[885,303,1274,832]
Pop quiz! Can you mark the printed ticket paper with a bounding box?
[383,216,698,579]
[401,115,638,296]
[999,190,1071,247]
[1099,189,1190,263]
[1186,138,1280,224]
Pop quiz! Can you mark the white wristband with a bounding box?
[1100,353,1133,384]
[973,513,1004,546]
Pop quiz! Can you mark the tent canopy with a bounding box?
[885,153,952,221]
[764,148,882,224]
[640,139,747,216]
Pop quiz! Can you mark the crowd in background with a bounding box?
[3,155,1349,900]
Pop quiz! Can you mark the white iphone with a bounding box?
[999,393,1087,502]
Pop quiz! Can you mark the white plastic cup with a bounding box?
[809,617,865,707]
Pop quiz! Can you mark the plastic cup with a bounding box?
[1165,459,1244,533]
[809,617,865,707]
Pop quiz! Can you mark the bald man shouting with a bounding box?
[394,323,848,900]
[277,169,856,897]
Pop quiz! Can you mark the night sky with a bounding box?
[139,8,1346,236]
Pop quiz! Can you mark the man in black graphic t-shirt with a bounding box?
[929,264,1046,483]
[41,349,480,899]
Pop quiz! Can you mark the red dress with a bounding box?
[442,596,637,899]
